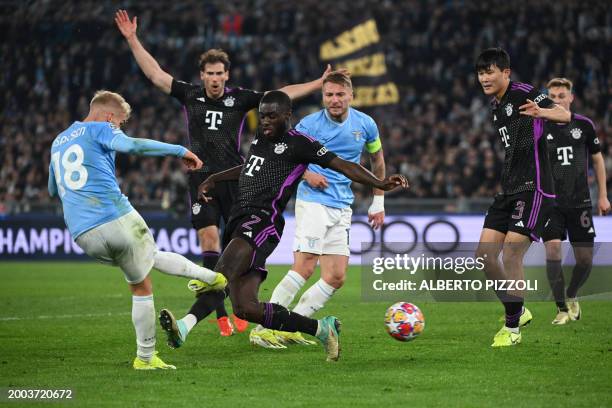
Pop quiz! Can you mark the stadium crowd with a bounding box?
[1,0,610,214]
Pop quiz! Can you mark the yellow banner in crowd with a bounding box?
[319,19,399,108]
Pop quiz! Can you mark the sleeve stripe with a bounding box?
[366,137,382,153]
[574,114,596,130]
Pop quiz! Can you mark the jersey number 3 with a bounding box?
[51,144,89,197]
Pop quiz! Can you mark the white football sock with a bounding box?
[180,314,198,334]
[132,295,156,361]
[153,251,217,283]
[254,270,306,331]
[292,278,336,317]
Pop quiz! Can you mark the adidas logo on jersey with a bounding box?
[588,227,594,233]
[197,97,206,103]
[244,231,252,238]
[515,220,524,227]
[547,133,553,140]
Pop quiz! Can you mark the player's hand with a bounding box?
[115,9,137,40]
[379,174,409,191]
[198,177,216,203]
[519,99,542,118]
[321,64,350,82]
[181,150,203,171]
[598,197,611,216]
[304,171,328,189]
[368,195,385,230]
[368,211,385,230]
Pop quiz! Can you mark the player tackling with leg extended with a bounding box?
[115,10,337,336]
[159,91,408,361]
[48,91,227,369]
[250,71,387,348]
[473,48,571,347]
[541,77,611,325]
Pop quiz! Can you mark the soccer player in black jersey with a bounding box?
[115,10,336,336]
[158,91,408,361]
[541,77,610,325]
[474,48,571,347]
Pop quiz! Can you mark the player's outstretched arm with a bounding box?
[327,157,408,192]
[519,100,571,123]
[115,10,173,94]
[110,133,201,168]
[197,165,243,202]
[277,64,350,100]
[591,152,611,215]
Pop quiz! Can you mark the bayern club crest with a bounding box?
[274,142,288,154]
[192,202,201,215]
[223,96,235,107]
[505,103,513,117]
[570,128,582,140]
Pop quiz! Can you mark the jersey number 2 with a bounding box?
[51,144,89,197]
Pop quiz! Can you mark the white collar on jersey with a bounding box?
[324,107,351,126]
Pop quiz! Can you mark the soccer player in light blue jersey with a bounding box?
[250,72,387,348]
[48,90,227,369]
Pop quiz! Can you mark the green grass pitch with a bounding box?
[1,262,611,407]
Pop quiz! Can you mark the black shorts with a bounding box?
[483,191,555,241]
[189,172,238,230]
[222,209,285,281]
[542,207,596,243]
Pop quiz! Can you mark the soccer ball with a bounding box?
[384,302,425,342]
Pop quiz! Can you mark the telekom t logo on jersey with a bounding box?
[245,155,265,176]
[498,126,510,148]
[205,110,223,130]
[557,146,573,166]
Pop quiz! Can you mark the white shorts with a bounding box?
[292,199,352,256]
[75,210,157,284]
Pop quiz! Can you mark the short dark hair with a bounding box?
[199,49,231,71]
[260,91,291,113]
[475,47,510,72]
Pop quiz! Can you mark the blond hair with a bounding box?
[323,71,352,89]
[90,90,132,121]
[546,77,573,92]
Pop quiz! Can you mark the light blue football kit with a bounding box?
[49,121,187,239]
[295,107,382,208]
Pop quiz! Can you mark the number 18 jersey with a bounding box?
[49,121,133,239]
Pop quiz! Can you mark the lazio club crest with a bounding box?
[352,130,363,142]
[570,128,582,140]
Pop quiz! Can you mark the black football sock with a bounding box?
[546,259,567,311]
[202,251,228,318]
[188,290,225,323]
[262,302,319,336]
[566,262,592,299]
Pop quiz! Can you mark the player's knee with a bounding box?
[232,299,260,322]
[501,251,522,268]
[198,227,220,250]
[545,242,562,260]
[293,253,318,279]
[575,253,593,268]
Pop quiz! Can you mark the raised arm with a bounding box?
[327,156,407,191]
[591,152,611,215]
[278,65,348,100]
[115,10,173,94]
